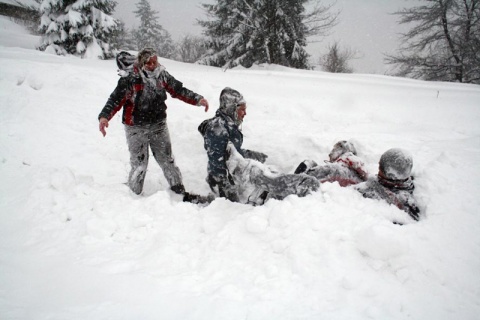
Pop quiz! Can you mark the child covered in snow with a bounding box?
[355,148,420,221]
[198,87,319,205]
[294,140,368,186]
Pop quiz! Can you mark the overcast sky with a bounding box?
[113,0,414,74]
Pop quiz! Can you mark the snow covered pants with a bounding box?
[226,143,319,205]
[125,120,182,194]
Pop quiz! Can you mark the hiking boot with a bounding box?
[183,192,215,205]
[294,160,318,174]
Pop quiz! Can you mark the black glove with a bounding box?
[405,203,420,221]
[244,149,268,163]
[294,160,318,174]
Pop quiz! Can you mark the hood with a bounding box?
[217,87,245,125]
[329,140,357,162]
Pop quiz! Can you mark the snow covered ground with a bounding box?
[1,16,480,320]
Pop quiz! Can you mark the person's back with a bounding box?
[355,148,420,221]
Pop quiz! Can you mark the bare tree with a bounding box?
[319,41,359,73]
[304,0,339,39]
[386,0,480,84]
[175,34,207,63]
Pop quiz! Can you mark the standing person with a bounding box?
[198,87,319,204]
[294,140,368,186]
[98,48,209,196]
[355,148,420,221]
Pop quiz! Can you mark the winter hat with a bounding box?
[219,87,246,124]
[116,51,136,70]
[137,48,157,67]
[379,148,413,181]
[329,140,357,162]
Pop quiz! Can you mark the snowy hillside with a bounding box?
[1,16,480,320]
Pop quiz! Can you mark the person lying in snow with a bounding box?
[294,140,368,186]
[355,148,420,221]
[198,87,319,205]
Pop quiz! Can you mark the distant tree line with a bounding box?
[4,0,479,83]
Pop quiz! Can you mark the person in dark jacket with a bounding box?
[98,48,209,195]
[355,148,420,221]
[294,140,368,186]
[198,87,319,204]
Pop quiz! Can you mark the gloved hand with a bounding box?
[244,149,268,163]
[404,203,420,221]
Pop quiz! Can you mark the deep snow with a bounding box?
[1,16,480,320]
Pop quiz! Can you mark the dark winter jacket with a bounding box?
[305,152,368,186]
[355,175,420,221]
[98,65,203,126]
[198,87,266,200]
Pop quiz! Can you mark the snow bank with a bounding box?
[1,18,480,320]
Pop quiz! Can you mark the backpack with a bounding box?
[116,51,137,77]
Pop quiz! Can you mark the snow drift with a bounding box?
[1,16,480,320]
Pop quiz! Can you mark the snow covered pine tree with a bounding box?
[38,0,120,58]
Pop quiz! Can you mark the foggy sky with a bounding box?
[113,0,414,74]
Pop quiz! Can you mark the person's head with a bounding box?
[378,148,413,181]
[137,48,158,71]
[328,140,357,162]
[116,51,136,71]
[219,87,246,125]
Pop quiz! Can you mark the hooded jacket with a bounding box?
[99,64,203,126]
[198,88,246,180]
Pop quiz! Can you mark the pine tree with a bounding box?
[110,21,137,51]
[133,0,174,58]
[198,0,337,69]
[37,0,120,59]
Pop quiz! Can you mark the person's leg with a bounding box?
[227,144,319,202]
[125,125,149,195]
[148,120,184,193]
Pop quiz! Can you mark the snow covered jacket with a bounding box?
[304,152,368,186]
[355,175,420,221]
[198,87,266,201]
[98,64,203,126]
